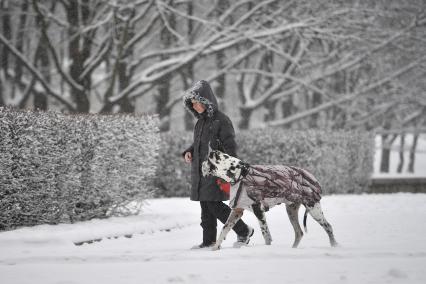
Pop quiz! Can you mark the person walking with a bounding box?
[182,80,254,249]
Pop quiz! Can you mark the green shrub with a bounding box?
[0,107,159,231]
[154,129,373,197]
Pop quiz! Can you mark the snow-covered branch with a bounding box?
[0,33,75,111]
[32,0,85,92]
[267,55,426,127]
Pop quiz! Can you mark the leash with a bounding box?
[231,162,251,185]
[230,163,258,208]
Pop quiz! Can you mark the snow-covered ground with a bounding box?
[1,194,426,284]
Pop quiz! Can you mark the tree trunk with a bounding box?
[156,78,171,131]
[281,96,294,123]
[263,52,275,122]
[67,0,91,112]
[117,59,135,113]
[408,134,419,173]
[181,68,195,131]
[278,36,300,127]
[33,4,50,110]
[215,51,226,112]
[117,13,136,113]
[264,100,277,122]
[380,134,397,173]
[330,72,348,129]
[396,134,405,173]
[212,0,229,113]
[0,76,4,106]
[239,108,253,129]
[34,40,49,110]
[1,0,11,106]
[380,147,391,173]
[155,0,176,131]
[237,72,252,129]
[182,1,195,131]
[309,92,322,128]
[12,0,29,100]
[1,0,11,74]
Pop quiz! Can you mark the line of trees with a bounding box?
[0,0,425,133]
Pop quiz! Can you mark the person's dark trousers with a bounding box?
[200,201,249,245]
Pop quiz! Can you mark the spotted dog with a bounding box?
[202,150,338,251]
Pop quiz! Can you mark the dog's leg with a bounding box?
[212,208,244,250]
[286,203,304,248]
[251,203,272,245]
[307,202,338,247]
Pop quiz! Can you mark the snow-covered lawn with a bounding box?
[1,194,425,284]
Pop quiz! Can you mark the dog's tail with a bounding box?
[303,209,308,233]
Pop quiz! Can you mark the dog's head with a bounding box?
[202,150,245,183]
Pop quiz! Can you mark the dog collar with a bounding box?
[241,162,250,177]
[232,162,250,185]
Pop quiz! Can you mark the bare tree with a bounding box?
[0,0,424,137]
[264,1,426,131]
[408,134,419,173]
[397,134,405,173]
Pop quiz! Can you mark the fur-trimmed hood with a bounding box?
[183,80,218,118]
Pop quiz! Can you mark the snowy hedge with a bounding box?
[154,129,373,197]
[0,107,159,231]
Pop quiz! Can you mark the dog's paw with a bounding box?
[233,242,249,248]
[211,245,221,251]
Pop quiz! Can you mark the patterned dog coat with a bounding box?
[229,165,322,210]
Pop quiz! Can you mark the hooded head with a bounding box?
[183,80,218,118]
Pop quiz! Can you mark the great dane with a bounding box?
[202,149,338,251]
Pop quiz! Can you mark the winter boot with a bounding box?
[233,226,254,248]
[191,242,216,250]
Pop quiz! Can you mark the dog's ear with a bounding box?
[214,151,222,162]
[209,162,217,174]
[207,142,213,157]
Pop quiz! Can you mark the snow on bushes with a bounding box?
[0,107,159,231]
[154,129,373,197]
[154,132,193,197]
[237,128,374,194]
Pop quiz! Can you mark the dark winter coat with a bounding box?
[182,80,237,201]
